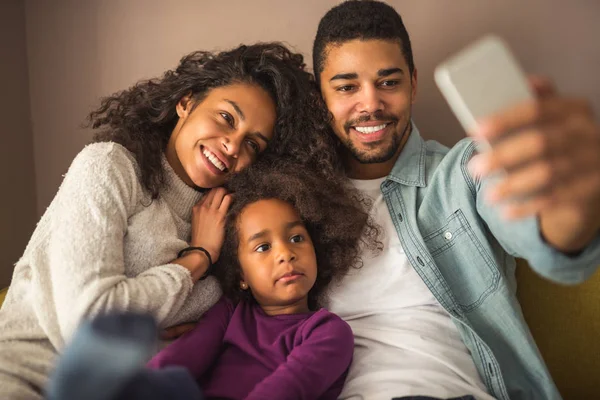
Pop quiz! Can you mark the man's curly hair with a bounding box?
[88,42,340,198]
[312,0,414,84]
[217,156,381,310]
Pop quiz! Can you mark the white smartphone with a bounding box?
[434,35,534,151]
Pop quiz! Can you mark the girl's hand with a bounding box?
[190,187,233,263]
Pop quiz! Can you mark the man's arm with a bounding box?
[245,312,354,400]
[146,297,233,379]
[467,143,600,284]
[468,77,600,252]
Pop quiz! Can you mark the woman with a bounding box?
[0,42,337,399]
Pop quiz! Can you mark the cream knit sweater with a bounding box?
[0,142,221,399]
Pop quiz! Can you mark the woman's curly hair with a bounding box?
[88,42,340,198]
[217,156,382,310]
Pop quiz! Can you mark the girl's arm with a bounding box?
[245,311,354,400]
[146,297,234,379]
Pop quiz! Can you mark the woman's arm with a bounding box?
[44,144,207,340]
[245,312,354,400]
[147,297,233,379]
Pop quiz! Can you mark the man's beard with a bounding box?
[340,112,411,164]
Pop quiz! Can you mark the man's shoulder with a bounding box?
[423,137,477,165]
[419,137,479,189]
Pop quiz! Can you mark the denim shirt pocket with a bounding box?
[423,209,501,312]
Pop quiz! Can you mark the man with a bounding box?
[313,1,600,399]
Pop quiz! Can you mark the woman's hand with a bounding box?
[172,188,232,282]
[190,187,233,263]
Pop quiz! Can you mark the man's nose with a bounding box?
[357,85,384,114]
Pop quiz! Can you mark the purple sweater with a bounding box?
[147,297,354,400]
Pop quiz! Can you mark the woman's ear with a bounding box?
[176,93,194,118]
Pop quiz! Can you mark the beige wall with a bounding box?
[0,0,37,288]
[2,1,599,283]
[24,0,600,217]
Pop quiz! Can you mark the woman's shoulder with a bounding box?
[59,141,144,206]
[67,142,142,187]
[72,142,137,172]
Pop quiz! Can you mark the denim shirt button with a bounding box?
[444,231,453,240]
[417,256,425,266]
[397,213,403,222]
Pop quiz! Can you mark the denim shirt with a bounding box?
[382,123,600,400]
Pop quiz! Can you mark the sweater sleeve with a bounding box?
[45,143,195,341]
[146,297,233,378]
[245,311,354,400]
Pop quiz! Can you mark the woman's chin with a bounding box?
[190,173,225,190]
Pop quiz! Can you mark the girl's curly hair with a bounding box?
[217,156,382,310]
[88,42,340,198]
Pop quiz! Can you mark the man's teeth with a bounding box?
[354,124,388,134]
[202,149,226,171]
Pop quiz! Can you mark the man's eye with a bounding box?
[336,85,356,92]
[380,80,400,88]
[290,235,304,243]
[220,112,234,127]
[256,244,271,253]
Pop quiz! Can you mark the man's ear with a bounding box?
[411,68,418,103]
[176,93,194,118]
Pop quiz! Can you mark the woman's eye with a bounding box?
[220,112,234,127]
[246,140,260,153]
[290,235,304,243]
[256,243,271,253]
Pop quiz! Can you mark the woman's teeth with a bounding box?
[354,124,388,134]
[202,149,226,171]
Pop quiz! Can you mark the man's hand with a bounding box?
[468,76,600,251]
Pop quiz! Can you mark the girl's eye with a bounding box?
[246,139,260,153]
[256,243,271,253]
[220,112,234,127]
[290,235,304,243]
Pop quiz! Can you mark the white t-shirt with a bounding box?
[326,177,495,400]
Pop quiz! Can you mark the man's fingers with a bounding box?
[528,75,556,99]
[469,126,566,175]
[485,160,564,203]
[501,195,555,219]
[473,97,581,142]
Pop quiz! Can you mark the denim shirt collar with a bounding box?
[388,121,427,187]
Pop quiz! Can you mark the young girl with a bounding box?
[143,158,381,399]
[0,43,337,399]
